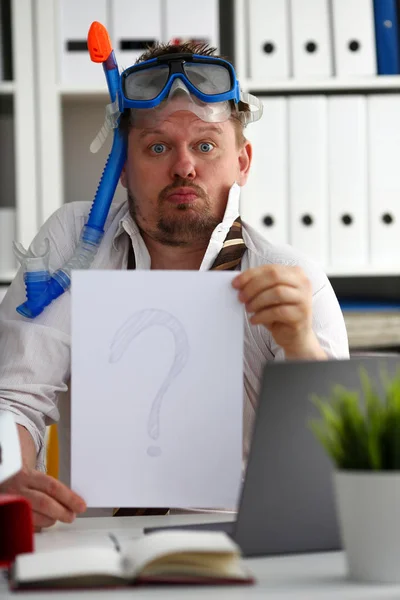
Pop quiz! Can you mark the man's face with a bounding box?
[120,110,251,247]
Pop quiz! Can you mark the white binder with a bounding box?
[0,207,17,279]
[111,0,162,70]
[240,98,288,245]
[0,108,15,211]
[331,0,376,76]
[328,96,368,268]
[289,0,333,78]
[165,0,219,49]
[0,1,3,81]
[58,0,107,85]
[288,97,328,266]
[247,0,291,80]
[368,95,400,267]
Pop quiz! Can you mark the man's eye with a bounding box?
[198,142,213,153]
[150,143,166,154]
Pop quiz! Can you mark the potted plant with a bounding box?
[310,366,400,583]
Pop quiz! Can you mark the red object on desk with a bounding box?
[0,494,34,568]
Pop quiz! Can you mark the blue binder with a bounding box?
[339,299,400,312]
[373,0,400,74]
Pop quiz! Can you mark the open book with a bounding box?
[9,530,254,589]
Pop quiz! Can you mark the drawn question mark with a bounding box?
[109,309,189,456]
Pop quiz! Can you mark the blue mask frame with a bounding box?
[119,53,241,109]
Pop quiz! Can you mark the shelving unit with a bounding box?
[232,0,400,352]
[233,0,400,281]
[10,0,38,246]
[0,81,14,94]
[1,0,399,290]
[242,75,400,94]
[0,0,38,292]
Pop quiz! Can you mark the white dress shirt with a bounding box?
[0,184,349,499]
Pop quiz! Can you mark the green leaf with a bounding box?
[308,367,400,471]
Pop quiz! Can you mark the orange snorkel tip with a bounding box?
[87,21,113,63]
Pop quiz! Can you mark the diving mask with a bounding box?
[91,52,263,152]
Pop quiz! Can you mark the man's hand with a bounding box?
[0,466,87,531]
[232,265,327,360]
[0,424,86,531]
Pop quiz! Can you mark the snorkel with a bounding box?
[14,22,125,318]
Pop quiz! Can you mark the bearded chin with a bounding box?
[127,190,220,247]
[157,204,220,243]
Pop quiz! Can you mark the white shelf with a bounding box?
[326,266,400,277]
[0,287,8,303]
[58,85,108,99]
[1,266,397,281]
[0,267,400,287]
[242,76,400,93]
[58,76,400,98]
[0,81,15,94]
[0,269,17,282]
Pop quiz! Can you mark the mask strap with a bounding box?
[90,98,121,153]
[238,92,264,126]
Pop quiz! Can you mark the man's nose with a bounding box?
[170,149,196,180]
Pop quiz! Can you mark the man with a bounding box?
[0,42,349,530]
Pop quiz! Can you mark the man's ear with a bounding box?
[237,140,252,186]
[120,162,128,189]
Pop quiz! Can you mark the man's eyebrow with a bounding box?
[138,129,165,139]
[195,125,224,135]
[138,125,224,139]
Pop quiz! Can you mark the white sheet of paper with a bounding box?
[71,270,243,509]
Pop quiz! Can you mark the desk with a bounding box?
[1,513,400,599]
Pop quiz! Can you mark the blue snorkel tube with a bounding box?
[14,22,126,319]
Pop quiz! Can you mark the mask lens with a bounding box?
[184,63,232,95]
[124,65,170,100]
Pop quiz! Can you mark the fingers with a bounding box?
[244,285,303,314]
[23,488,76,524]
[232,265,314,350]
[249,304,306,327]
[232,265,308,299]
[233,266,312,323]
[29,470,86,514]
[233,265,325,359]
[0,467,87,530]
[33,513,57,531]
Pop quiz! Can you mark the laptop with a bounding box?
[144,355,400,557]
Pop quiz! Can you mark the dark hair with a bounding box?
[118,41,249,146]
[136,41,219,61]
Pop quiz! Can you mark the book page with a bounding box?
[12,547,121,586]
[119,531,241,579]
[71,270,243,509]
[139,553,250,579]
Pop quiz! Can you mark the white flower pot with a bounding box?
[334,470,400,583]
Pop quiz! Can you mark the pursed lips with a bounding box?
[166,188,199,203]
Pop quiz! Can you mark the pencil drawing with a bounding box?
[109,309,190,455]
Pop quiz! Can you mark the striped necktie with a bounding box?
[209,218,246,270]
[113,217,247,517]
[127,218,247,272]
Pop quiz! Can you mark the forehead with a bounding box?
[131,110,236,140]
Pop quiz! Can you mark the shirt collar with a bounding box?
[113,182,241,269]
[113,208,139,251]
[199,182,241,270]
